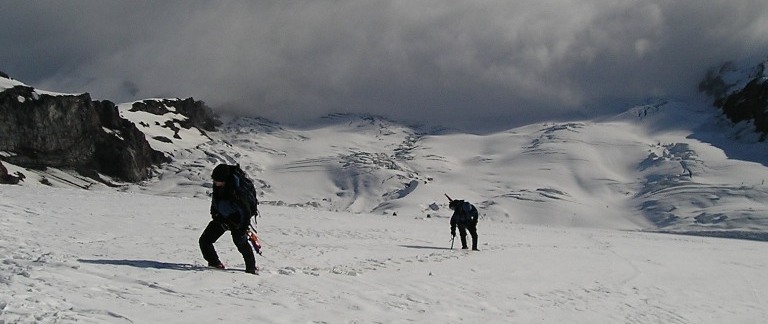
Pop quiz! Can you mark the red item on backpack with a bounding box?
[247,230,262,255]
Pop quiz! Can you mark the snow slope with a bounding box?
[122,99,768,238]
[2,96,768,323]
[0,186,768,323]
[6,95,768,238]
[2,184,768,323]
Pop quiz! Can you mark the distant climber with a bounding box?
[446,194,480,251]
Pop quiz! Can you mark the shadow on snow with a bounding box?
[78,259,206,271]
[399,245,454,250]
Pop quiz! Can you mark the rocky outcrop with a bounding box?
[128,97,220,132]
[0,84,171,181]
[718,78,768,140]
[0,86,101,168]
[0,78,218,182]
[699,60,768,140]
[93,100,171,181]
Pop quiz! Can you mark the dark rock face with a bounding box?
[92,100,170,181]
[717,78,768,140]
[700,60,768,140]
[0,83,216,182]
[0,87,102,168]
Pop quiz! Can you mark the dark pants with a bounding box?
[199,221,256,272]
[457,223,479,250]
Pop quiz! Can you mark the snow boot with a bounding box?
[209,262,226,269]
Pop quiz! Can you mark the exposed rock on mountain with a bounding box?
[0,74,217,182]
[719,78,768,140]
[128,97,219,132]
[700,59,768,140]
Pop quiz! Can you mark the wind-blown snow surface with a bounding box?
[2,101,768,323]
[2,184,768,323]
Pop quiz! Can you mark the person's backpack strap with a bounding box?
[229,164,259,217]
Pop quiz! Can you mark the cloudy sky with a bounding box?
[2,1,768,129]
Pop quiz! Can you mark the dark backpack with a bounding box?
[458,201,478,224]
[230,164,259,217]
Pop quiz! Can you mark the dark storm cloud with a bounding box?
[2,1,768,129]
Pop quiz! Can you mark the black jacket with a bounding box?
[450,200,479,228]
[210,179,249,230]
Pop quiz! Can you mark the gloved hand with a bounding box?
[211,213,233,227]
[451,228,456,237]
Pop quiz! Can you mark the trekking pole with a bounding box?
[446,193,454,250]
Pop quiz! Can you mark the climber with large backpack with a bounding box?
[446,194,480,251]
[199,163,260,274]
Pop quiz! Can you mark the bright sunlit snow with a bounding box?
[116,100,211,155]
[2,183,767,323]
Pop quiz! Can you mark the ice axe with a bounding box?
[446,193,455,249]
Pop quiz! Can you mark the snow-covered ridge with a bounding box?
[699,57,768,100]
[117,99,211,155]
[0,73,82,97]
[0,74,24,91]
